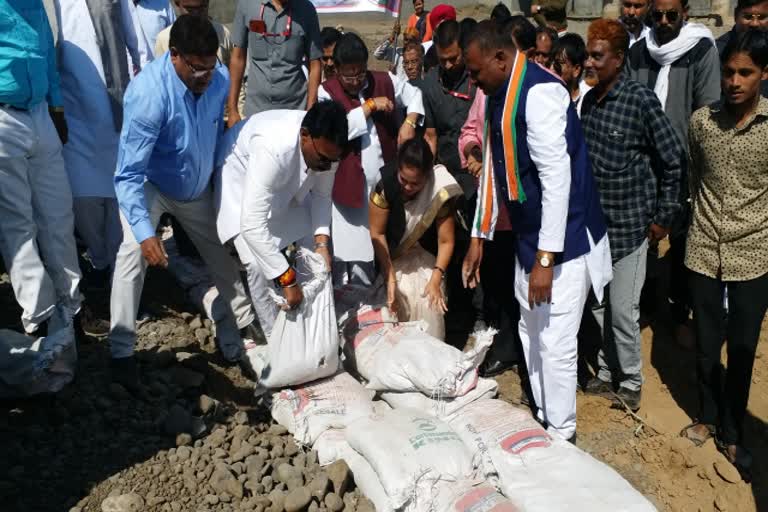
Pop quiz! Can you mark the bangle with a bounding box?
[315,242,329,249]
[282,282,298,289]
[433,266,445,275]
[274,267,297,288]
[404,117,417,129]
[365,98,377,113]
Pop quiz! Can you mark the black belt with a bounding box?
[0,103,28,111]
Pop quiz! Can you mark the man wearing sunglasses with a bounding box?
[215,101,348,331]
[111,16,258,388]
[716,0,768,97]
[627,0,720,348]
[318,33,424,289]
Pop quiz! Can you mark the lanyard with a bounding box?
[258,4,292,38]
[440,74,473,101]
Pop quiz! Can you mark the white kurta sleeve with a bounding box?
[318,84,368,140]
[391,71,424,120]
[310,170,334,237]
[525,83,572,253]
[240,144,290,280]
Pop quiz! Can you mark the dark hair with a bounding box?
[169,15,219,56]
[333,32,369,66]
[464,20,514,54]
[722,28,768,69]
[504,15,537,51]
[559,33,587,69]
[397,138,434,175]
[302,101,349,149]
[490,2,512,22]
[424,44,438,72]
[736,0,767,12]
[459,18,478,50]
[321,27,342,49]
[434,19,461,49]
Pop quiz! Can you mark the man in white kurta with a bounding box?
[317,33,424,287]
[127,0,176,68]
[214,103,348,336]
[55,0,141,279]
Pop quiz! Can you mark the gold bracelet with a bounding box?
[50,106,65,113]
[404,118,417,129]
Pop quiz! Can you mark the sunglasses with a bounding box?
[338,71,367,85]
[651,8,680,23]
[740,12,768,22]
[310,136,339,167]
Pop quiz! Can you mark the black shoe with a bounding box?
[584,377,614,398]
[111,356,140,392]
[76,307,110,339]
[611,387,641,412]
[479,358,516,378]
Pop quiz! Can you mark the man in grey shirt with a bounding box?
[227,0,322,124]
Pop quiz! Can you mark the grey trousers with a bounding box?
[109,182,254,358]
[0,103,82,332]
[73,196,122,271]
[593,239,648,392]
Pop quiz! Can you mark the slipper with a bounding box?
[715,438,753,483]
[680,421,715,447]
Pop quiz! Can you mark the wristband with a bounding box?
[274,267,297,288]
[433,266,445,276]
[315,242,329,249]
[365,98,377,113]
[404,117,417,129]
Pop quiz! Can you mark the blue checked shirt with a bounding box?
[581,76,684,262]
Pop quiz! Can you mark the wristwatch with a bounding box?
[536,250,555,269]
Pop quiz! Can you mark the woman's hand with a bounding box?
[386,273,399,315]
[423,273,448,313]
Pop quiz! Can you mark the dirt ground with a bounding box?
[1,8,758,512]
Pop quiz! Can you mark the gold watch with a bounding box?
[536,250,555,268]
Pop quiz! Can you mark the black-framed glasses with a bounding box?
[310,136,340,167]
[177,51,219,78]
[651,8,680,23]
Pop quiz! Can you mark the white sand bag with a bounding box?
[313,428,349,466]
[343,448,396,512]
[448,399,656,512]
[247,249,339,388]
[346,408,476,510]
[430,480,521,512]
[343,306,496,397]
[381,377,498,418]
[270,372,375,445]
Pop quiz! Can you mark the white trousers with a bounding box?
[73,197,122,271]
[109,182,254,358]
[0,103,81,332]
[515,255,591,440]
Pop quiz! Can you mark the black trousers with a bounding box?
[690,270,768,444]
[480,231,522,364]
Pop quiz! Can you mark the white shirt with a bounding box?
[573,79,593,118]
[214,110,334,280]
[525,82,611,300]
[128,0,176,68]
[317,72,425,262]
[628,25,651,48]
[54,0,139,198]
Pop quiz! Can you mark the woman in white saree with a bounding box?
[369,139,462,339]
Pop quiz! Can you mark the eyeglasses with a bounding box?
[338,71,367,85]
[310,136,340,167]
[177,51,219,78]
[740,12,768,22]
[651,8,680,23]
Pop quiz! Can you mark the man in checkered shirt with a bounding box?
[579,19,684,412]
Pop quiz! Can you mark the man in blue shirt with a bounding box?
[111,15,256,387]
[0,0,82,336]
